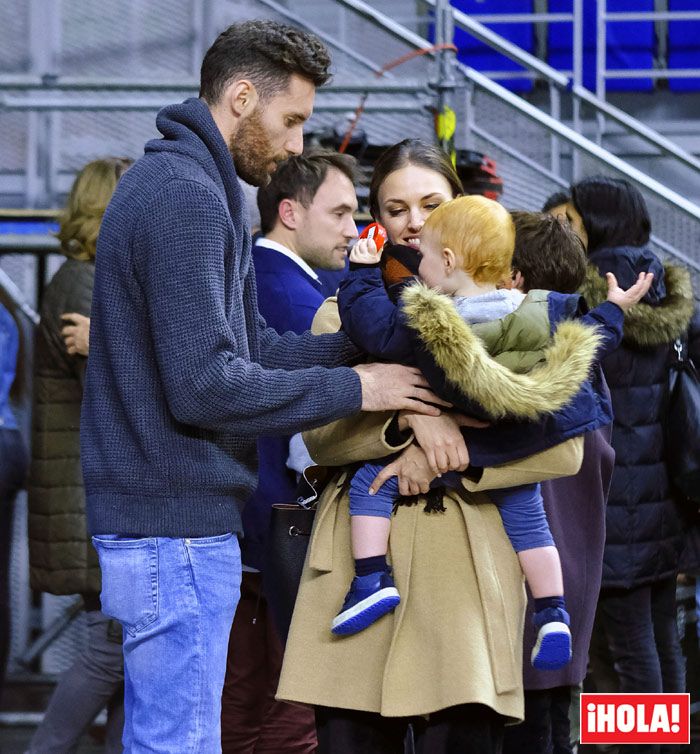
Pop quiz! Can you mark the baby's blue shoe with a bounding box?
[331,570,400,636]
[531,606,572,670]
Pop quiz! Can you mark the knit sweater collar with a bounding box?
[147,97,247,222]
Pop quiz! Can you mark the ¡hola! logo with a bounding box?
[580,693,690,745]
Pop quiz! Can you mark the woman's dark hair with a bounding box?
[368,139,463,219]
[541,191,570,213]
[570,175,651,253]
[200,20,331,104]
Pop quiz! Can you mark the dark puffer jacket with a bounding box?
[580,246,696,588]
[28,259,99,595]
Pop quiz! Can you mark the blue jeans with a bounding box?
[350,460,553,551]
[0,428,27,691]
[93,533,241,753]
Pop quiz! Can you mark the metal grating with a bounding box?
[60,0,197,77]
[0,112,30,174]
[39,596,88,675]
[58,109,161,172]
[0,0,30,74]
[471,86,700,296]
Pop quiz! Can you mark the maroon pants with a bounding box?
[221,571,317,754]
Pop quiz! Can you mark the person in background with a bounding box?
[571,175,697,754]
[60,311,90,356]
[541,191,570,218]
[221,148,358,754]
[502,211,616,754]
[0,297,28,706]
[27,157,132,754]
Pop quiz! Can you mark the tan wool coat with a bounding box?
[277,299,584,722]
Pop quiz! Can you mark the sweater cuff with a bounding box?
[349,261,382,273]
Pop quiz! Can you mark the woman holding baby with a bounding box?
[276,140,588,753]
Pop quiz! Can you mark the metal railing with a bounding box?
[331,0,700,289]
[2,1,699,199]
[418,0,700,177]
[1,0,698,278]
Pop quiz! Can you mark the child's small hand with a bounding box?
[606,271,654,311]
[349,237,381,265]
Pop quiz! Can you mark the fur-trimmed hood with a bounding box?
[580,250,694,348]
[401,284,602,421]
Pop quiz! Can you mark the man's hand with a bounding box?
[369,442,437,496]
[349,237,381,265]
[606,271,653,311]
[398,411,479,474]
[352,363,450,416]
[60,313,90,356]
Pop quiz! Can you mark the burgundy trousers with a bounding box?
[221,571,317,754]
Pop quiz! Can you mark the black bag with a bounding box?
[666,337,700,504]
[263,466,329,641]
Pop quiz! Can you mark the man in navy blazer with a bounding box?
[222,150,358,753]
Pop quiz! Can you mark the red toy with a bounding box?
[359,222,388,253]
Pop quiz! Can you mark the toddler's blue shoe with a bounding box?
[331,570,400,636]
[531,606,572,670]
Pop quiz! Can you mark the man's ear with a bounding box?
[277,198,298,231]
[227,79,260,118]
[512,269,526,291]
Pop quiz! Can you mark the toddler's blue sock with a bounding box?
[355,555,388,577]
[534,595,566,613]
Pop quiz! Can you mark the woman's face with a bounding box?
[376,164,455,249]
[563,201,589,250]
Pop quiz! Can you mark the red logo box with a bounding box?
[580,693,690,745]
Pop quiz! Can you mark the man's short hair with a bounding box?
[256,150,358,235]
[200,20,331,104]
[511,211,587,294]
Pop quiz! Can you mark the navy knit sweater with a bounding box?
[81,98,362,538]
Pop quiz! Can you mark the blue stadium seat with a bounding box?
[548,0,654,93]
[668,0,700,92]
[450,1,535,93]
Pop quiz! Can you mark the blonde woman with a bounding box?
[27,157,131,754]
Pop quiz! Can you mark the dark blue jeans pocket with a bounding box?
[92,536,159,637]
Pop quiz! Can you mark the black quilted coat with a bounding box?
[28,259,99,595]
[580,245,697,589]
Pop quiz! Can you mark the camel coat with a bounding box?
[277,299,584,722]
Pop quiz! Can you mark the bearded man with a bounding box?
[81,20,444,753]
